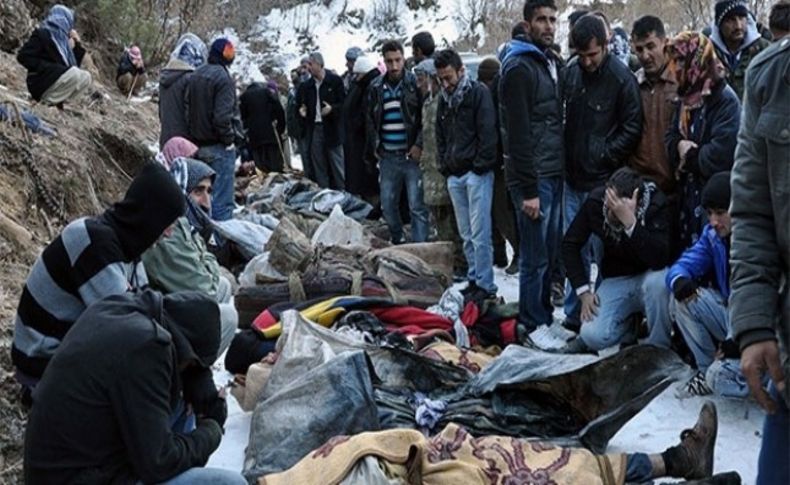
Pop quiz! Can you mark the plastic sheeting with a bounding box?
[311,205,366,247]
[212,219,273,259]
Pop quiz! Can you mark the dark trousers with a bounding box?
[309,125,345,190]
[492,166,520,264]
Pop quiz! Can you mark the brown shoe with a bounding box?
[665,401,718,480]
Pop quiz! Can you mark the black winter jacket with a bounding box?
[116,52,144,79]
[158,60,193,147]
[344,69,380,196]
[436,80,497,176]
[366,72,423,159]
[563,184,670,290]
[17,28,87,102]
[186,63,237,146]
[295,70,345,147]
[563,55,643,191]
[666,82,741,182]
[500,41,565,201]
[24,291,223,485]
[240,83,285,148]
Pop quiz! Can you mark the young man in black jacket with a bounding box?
[561,14,643,329]
[500,0,565,338]
[435,49,498,300]
[561,168,672,353]
[240,82,286,172]
[17,5,92,107]
[24,290,245,485]
[297,52,346,190]
[187,38,238,223]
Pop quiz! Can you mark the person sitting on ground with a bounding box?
[159,33,208,148]
[155,136,199,190]
[660,171,756,398]
[24,290,246,485]
[143,158,238,355]
[11,163,185,402]
[17,4,92,107]
[560,167,672,353]
[116,45,146,96]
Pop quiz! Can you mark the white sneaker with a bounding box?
[528,325,567,350]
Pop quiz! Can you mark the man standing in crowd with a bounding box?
[240,82,286,173]
[478,56,519,275]
[562,14,642,330]
[411,31,436,65]
[11,164,185,402]
[366,40,429,244]
[435,49,497,301]
[665,32,740,249]
[500,1,565,338]
[24,290,246,485]
[664,172,737,397]
[187,37,238,223]
[342,47,364,93]
[729,16,789,483]
[297,52,346,190]
[709,0,770,99]
[769,0,789,39]
[561,168,671,353]
[159,34,208,148]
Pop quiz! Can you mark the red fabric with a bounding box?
[370,307,452,335]
[251,309,277,334]
[460,302,480,328]
[499,319,517,345]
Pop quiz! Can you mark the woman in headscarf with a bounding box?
[116,45,147,96]
[156,136,199,193]
[665,32,741,250]
[17,4,93,107]
[158,33,208,147]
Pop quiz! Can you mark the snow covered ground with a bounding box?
[207,265,764,483]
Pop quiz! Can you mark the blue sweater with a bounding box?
[666,224,730,299]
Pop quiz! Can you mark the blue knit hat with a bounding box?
[715,0,750,27]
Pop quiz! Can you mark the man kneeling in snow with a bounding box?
[24,290,246,485]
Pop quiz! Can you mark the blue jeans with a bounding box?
[625,453,653,482]
[197,144,236,222]
[670,288,729,372]
[153,468,247,484]
[511,176,563,329]
[757,383,790,485]
[447,171,496,293]
[169,399,195,434]
[563,183,603,323]
[379,155,430,243]
[705,359,758,398]
[579,269,672,351]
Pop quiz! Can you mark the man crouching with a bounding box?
[24,290,245,485]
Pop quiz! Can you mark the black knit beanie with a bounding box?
[477,57,501,84]
[715,0,750,27]
[701,171,732,210]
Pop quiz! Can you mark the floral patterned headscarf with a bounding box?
[667,32,724,137]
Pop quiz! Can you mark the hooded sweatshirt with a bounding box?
[24,290,223,484]
[708,13,770,98]
[12,163,185,379]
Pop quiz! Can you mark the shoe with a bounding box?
[675,371,714,399]
[551,282,564,307]
[460,281,478,297]
[547,321,576,342]
[664,401,718,480]
[527,325,567,350]
[557,336,593,354]
[505,259,519,275]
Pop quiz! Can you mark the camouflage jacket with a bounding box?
[709,22,771,100]
[420,94,451,207]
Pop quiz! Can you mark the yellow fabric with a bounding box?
[419,341,496,374]
[260,424,626,485]
[258,296,349,338]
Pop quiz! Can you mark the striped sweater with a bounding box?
[12,217,147,379]
[380,81,409,153]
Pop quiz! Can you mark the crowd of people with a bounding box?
[9,0,790,484]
